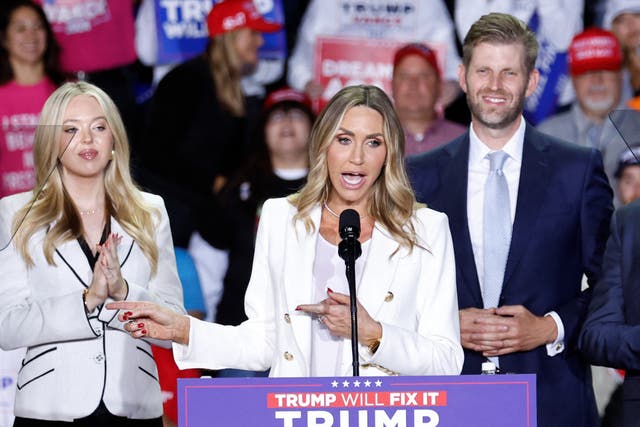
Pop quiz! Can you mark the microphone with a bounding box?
[338,209,362,261]
[338,209,362,376]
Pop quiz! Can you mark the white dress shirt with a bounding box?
[466,117,564,355]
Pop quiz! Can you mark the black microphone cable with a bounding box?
[0,127,78,252]
[609,109,640,164]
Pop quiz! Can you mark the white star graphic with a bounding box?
[353,380,361,387]
[375,380,382,387]
[364,380,372,387]
[342,380,350,387]
[331,380,339,388]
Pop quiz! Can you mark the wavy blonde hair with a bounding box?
[292,85,420,253]
[12,82,160,274]
[207,30,245,117]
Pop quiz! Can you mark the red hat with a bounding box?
[264,87,312,112]
[207,0,281,37]
[568,28,623,76]
[393,43,440,77]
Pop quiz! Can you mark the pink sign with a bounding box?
[312,36,446,111]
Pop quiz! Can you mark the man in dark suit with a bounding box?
[407,13,613,427]
[580,198,640,426]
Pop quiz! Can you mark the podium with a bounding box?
[178,374,536,426]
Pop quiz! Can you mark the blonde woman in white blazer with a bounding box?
[0,82,185,426]
[109,85,463,378]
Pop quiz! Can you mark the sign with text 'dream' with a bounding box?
[312,36,446,113]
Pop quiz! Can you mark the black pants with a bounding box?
[14,402,162,427]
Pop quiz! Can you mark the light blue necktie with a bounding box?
[483,151,511,368]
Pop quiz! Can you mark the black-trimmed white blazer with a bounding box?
[0,191,185,421]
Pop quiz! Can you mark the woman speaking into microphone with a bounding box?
[109,85,463,378]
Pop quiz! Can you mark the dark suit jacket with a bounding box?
[407,124,613,427]
[580,199,640,426]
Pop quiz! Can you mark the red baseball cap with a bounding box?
[207,0,281,37]
[264,87,312,111]
[393,43,441,77]
[568,28,623,76]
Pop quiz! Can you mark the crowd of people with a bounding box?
[1,0,640,426]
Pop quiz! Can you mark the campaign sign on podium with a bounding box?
[178,374,536,426]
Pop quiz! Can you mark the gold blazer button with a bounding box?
[384,291,394,302]
[284,351,294,361]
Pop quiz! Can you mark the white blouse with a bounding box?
[310,234,371,376]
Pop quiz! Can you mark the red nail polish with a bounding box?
[295,306,301,311]
[123,315,129,321]
[327,288,334,293]
[141,330,147,335]
[138,323,144,328]
[124,311,133,317]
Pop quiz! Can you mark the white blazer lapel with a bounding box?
[54,235,92,288]
[109,218,135,267]
[282,204,321,367]
[357,224,402,317]
[338,223,401,370]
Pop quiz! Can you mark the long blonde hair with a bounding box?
[207,31,245,117]
[292,85,419,252]
[12,82,160,274]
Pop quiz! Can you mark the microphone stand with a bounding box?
[339,237,362,376]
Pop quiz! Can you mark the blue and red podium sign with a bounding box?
[179,374,536,426]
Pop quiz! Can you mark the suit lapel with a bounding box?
[440,137,483,305]
[503,126,551,287]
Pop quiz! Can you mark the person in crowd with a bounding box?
[135,0,285,94]
[0,0,65,198]
[108,85,463,379]
[538,28,632,204]
[604,0,640,102]
[407,13,613,427]
[581,146,640,425]
[391,42,466,156]
[452,0,584,124]
[137,0,280,322]
[579,183,640,426]
[287,0,461,109]
[33,0,140,143]
[615,147,640,204]
[208,87,314,330]
[195,87,313,378]
[0,3,65,424]
[0,81,185,425]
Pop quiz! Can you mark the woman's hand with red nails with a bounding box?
[107,300,191,344]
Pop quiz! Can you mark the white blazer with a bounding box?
[174,198,463,377]
[0,191,185,421]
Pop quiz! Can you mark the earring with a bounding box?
[111,149,115,158]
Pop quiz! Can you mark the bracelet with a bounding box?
[82,288,90,314]
[368,339,381,354]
